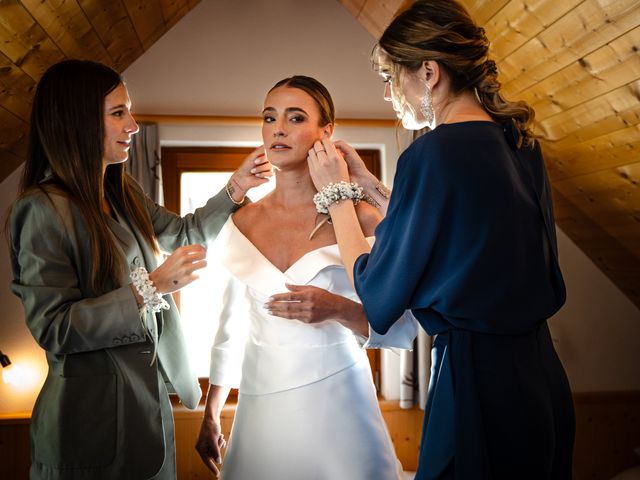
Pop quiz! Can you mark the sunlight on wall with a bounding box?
[179,172,274,376]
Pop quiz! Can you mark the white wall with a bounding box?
[549,228,640,392]
[0,167,48,414]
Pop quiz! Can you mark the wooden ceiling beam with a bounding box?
[485,0,582,63]
[458,0,509,26]
[0,51,35,122]
[539,81,640,149]
[123,0,168,51]
[77,0,145,71]
[552,187,640,309]
[0,106,28,158]
[500,0,639,97]
[19,0,113,67]
[159,0,193,29]
[543,124,640,181]
[525,26,640,122]
[0,0,65,81]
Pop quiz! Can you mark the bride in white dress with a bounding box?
[196,76,417,480]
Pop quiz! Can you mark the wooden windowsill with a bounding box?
[1,399,420,424]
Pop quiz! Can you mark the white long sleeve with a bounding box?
[209,274,250,388]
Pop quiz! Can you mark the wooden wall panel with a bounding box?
[544,124,640,180]
[0,0,65,81]
[458,0,509,26]
[159,0,192,30]
[0,107,28,157]
[19,0,112,67]
[538,81,640,147]
[552,187,640,306]
[525,26,640,123]
[123,0,167,50]
[501,0,639,97]
[573,392,640,480]
[485,0,582,63]
[358,0,407,38]
[77,0,145,71]
[0,51,35,122]
[5,392,640,480]
[340,0,368,18]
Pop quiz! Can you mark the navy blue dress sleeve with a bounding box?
[354,135,451,335]
[354,123,565,336]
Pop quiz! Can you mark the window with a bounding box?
[162,146,381,387]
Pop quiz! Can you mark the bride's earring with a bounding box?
[420,83,434,127]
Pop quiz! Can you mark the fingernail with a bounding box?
[216,457,222,464]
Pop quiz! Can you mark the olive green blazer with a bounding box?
[9,182,240,479]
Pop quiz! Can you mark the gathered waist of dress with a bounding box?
[249,308,358,346]
[239,339,366,395]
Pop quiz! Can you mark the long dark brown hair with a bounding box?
[18,59,158,294]
[376,0,535,148]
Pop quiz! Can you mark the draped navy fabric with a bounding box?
[354,121,575,479]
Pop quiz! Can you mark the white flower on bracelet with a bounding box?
[313,181,364,214]
[130,265,169,365]
[130,266,170,314]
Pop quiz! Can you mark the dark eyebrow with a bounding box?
[108,104,128,111]
[261,107,309,115]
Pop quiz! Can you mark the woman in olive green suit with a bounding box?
[8,59,271,480]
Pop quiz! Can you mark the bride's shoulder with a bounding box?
[355,201,382,237]
[231,200,267,232]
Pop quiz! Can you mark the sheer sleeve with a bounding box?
[362,310,419,350]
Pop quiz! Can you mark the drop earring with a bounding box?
[421,83,434,127]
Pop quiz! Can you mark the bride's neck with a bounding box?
[268,165,316,208]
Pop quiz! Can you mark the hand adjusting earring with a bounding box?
[421,82,435,127]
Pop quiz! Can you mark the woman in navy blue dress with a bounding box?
[306,1,575,478]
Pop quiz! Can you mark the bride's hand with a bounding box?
[265,284,368,336]
[195,417,226,477]
[307,137,350,192]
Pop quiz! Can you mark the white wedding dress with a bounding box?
[209,217,417,480]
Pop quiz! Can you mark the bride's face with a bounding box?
[262,86,328,169]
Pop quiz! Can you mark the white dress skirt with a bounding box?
[208,217,418,480]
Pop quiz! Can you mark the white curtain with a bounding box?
[126,122,163,204]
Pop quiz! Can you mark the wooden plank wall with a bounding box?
[0,0,201,181]
[339,0,640,310]
[3,392,640,479]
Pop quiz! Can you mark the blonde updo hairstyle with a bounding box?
[375,0,535,148]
